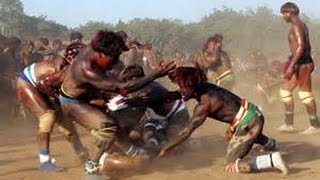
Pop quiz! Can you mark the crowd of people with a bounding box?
[0,1,320,179]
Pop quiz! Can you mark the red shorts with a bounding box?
[282,60,314,88]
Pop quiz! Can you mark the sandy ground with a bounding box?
[1,79,320,180]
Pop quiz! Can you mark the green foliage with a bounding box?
[75,21,112,39]
[76,6,320,58]
[1,0,320,59]
[0,0,68,38]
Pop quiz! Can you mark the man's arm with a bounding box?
[203,48,220,67]
[82,61,175,94]
[221,51,232,69]
[82,66,154,93]
[158,102,209,156]
[289,24,305,68]
[37,67,68,97]
[193,52,206,70]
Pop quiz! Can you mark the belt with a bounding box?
[230,99,257,132]
[60,84,77,99]
[216,70,233,85]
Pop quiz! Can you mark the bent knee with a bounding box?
[38,110,56,133]
[279,89,293,103]
[298,91,315,105]
[91,123,118,146]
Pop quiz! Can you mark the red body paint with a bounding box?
[92,52,111,69]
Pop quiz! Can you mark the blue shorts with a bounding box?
[58,94,81,105]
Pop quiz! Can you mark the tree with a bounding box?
[0,0,24,35]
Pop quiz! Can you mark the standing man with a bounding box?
[36,37,53,60]
[70,31,84,44]
[278,2,319,134]
[142,44,158,75]
[120,41,143,67]
[196,34,235,91]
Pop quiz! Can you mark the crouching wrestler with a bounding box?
[158,67,289,175]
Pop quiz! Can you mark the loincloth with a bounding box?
[229,99,259,133]
[19,63,37,86]
[215,70,235,86]
[226,99,263,163]
[58,85,82,104]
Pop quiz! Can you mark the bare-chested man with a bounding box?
[158,67,288,175]
[51,39,64,60]
[120,41,143,67]
[16,43,87,172]
[196,34,235,90]
[58,30,175,175]
[142,44,158,75]
[277,2,319,134]
[70,31,84,44]
[36,37,54,60]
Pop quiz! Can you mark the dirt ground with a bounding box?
[1,82,320,180]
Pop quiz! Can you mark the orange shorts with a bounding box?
[282,62,314,90]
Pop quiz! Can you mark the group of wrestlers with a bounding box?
[15,2,319,178]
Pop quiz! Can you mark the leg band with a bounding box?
[91,124,117,147]
[279,89,293,103]
[298,91,314,104]
[38,110,56,133]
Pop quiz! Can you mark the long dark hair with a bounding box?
[91,30,129,59]
[169,67,207,87]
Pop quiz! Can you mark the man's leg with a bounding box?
[278,75,297,132]
[254,115,277,151]
[99,153,150,176]
[61,103,118,174]
[55,117,88,163]
[98,124,151,175]
[225,119,288,175]
[166,109,190,154]
[16,79,62,172]
[297,64,320,134]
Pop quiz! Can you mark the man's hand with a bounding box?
[36,78,58,98]
[157,148,168,158]
[284,65,294,79]
[154,61,176,78]
[216,42,222,50]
